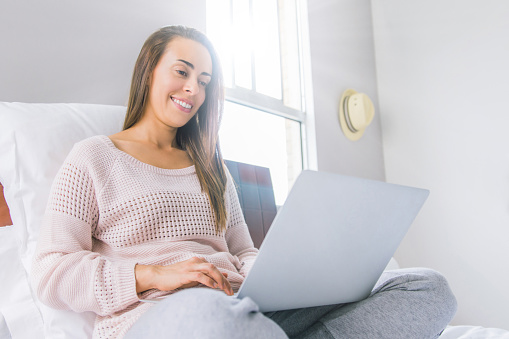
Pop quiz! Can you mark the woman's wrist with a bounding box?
[135,264,157,294]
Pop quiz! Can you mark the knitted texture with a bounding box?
[31,135,259,339]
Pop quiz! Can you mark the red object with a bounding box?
[0,183,13,227]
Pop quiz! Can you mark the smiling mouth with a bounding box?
[172,97,193,110]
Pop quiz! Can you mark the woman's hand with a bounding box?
[135,257,233,296]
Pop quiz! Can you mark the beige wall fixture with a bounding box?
[338,89,375,141]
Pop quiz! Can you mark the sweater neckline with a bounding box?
[99,135,196,176]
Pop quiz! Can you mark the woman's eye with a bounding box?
[199,81,208,87]
[176,70,187,76]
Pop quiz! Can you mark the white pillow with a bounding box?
[0,102,126,338]
[0,313,11,339]
[1,224,96,339]
[0,226,44,338]
[0,102,125,272]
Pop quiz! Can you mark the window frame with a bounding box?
[207,0,317,172]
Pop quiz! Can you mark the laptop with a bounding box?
[235,170,429,312]
[140,170,429,312]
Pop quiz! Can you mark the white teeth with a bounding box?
[173,98,192,109]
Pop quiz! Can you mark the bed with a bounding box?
[1,102,507,338]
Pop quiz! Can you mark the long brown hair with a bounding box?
[124,26,228,233]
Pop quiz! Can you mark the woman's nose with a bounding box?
[184,79,200,95]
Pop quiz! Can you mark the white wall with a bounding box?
[0,0,205,105]
[307,0,385,181]
[372,0,509,330]
[0,0,385,180]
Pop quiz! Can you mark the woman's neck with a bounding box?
[127,119,179,150]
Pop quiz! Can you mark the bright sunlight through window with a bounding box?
[206,0,306,205]
[219,102,302,205]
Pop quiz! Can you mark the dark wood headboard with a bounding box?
[224,160,277,249]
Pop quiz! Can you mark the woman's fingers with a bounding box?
[165,257,231,295]
[191,260,233,295]
[187,271,220,290]
[142,257,234,295]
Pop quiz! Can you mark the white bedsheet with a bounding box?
[440,325,509,339]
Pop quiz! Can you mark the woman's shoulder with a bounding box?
[66,135,119,169]
[74,134,112,149]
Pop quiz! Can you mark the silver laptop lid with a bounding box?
[237,170,429,312]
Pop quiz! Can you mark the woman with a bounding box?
[32,26,456,338]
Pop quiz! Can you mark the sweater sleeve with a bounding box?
[31,142,139,316]
[224,170,259,277]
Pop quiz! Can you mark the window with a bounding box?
[220,101,302,205]
[206,0,312,205]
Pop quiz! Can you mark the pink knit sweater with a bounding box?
[31,135,259,338]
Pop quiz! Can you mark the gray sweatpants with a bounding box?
[126,268,457,339]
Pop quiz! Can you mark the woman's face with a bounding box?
[144,37,212,130]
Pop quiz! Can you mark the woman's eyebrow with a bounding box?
[177,59,212,77]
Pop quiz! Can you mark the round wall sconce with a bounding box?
[338,89,375,141]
